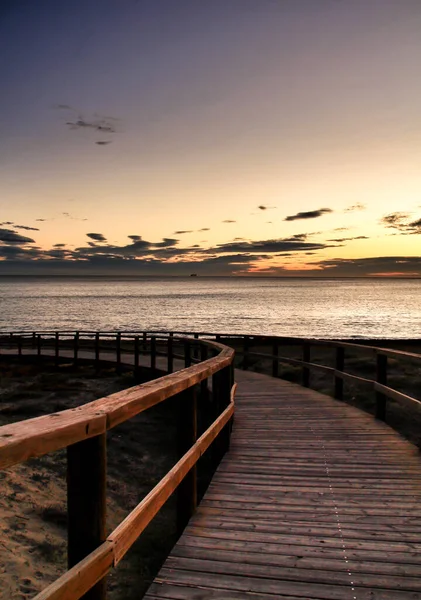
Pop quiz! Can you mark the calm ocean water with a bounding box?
[0,277,420,339]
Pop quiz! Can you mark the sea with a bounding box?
[0,277,420,339]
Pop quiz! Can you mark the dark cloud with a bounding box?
[96,141,112,146]
[199,228,210,231]
[86,233,107,242]
[53,243,66,248]
[174,230,193,234]
[283,233,308,242]
[152,238,178,248]
[36,219,48,222]
[14,224,40,231]
[128,235,142,241]
[344,203,366,212]
[209,237,334,254]
[222,220,236,223]
[285,208,333,221]
[0,221,14,226]
[327,236,368,242]
[381,212,421,234]
[0,228,35,244]
[66,118,116,134]
[316,256,421,276]
[258,205,276,211]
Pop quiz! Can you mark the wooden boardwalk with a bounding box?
[145,369,421,600]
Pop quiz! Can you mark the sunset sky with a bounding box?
[1,0,420,276]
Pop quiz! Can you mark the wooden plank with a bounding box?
[145,367,421,600]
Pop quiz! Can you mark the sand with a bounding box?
[0,361,179,599]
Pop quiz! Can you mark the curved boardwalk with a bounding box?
[146,370,421,600]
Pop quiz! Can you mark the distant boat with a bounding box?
[190,273,198,277]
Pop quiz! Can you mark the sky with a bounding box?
[1,0,420,277]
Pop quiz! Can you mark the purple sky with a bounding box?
[1,0,421,276]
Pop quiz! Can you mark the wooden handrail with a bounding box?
[0,341,233,470]
[1,330,421,599]
[0,333,235,600]
[34,398,235,600]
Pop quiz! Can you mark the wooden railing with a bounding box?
[1,330,421,599]
[225,334,421,421]
[0,332,235,600]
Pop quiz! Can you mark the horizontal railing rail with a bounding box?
[1,330,421,599]
[0,332,235,600]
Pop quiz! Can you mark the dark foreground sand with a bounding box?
[0,361,179,599]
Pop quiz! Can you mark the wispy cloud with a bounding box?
[381,212,421,234]
[86,233,107,242]
[344,203,366,212]
[284,208,333,221]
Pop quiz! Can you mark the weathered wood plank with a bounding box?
[145,369,421,599]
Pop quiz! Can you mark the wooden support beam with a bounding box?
[73,332,79,367]
[55,332,59,368]
[167,335,173,374]
[176,386,197,536]
[184,340,191,368]
[302,344,310,387]
[150,336,156,372]
[134,336,140,378]
[243,336,249,371]
[95,333,100,372]
[334,346,345,400]
[116,333,121,374]
[67,433,107,600]
[272,340,278,378]
[375,353,388,421]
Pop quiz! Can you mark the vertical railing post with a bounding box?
[116,332,121,374]
[150,336,156,373]
[193,333,199,360]
[143,332,147,354]
[176,385,197,536]
[167,335,173,374]
[184,340,191,368]
[67,432,107,600]
[17,335,22,359]
[200,344,209,404]
[220,365,232,453]
[212,364,232,466]
[73,332,79,367]
[334,346,345,400]
[243,336,249,371]
[376,353,388,421]
[95,333,100,372]
[37,334,42,359]
[32,332,36,348]
[134,335,140,378]
[272,339,279,378]
[55,332,59,368]
[302,343,310,387]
